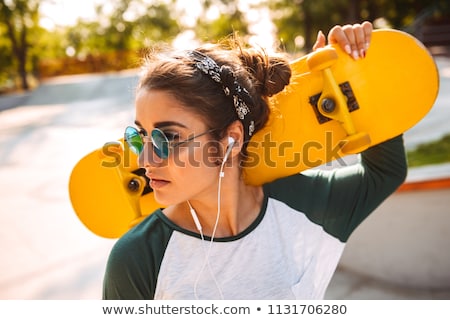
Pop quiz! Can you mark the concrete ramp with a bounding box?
[340,164,450,290]
[24,72,139,107]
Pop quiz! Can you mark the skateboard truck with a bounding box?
[101,141,147,228]
[307,47,371,154]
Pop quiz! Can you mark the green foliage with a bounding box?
[407,134,450,167]
[268,0,449,53]
[0,0,40,90]
[1,0,449,91]
[194,0,249,42]
[64,1,181,56]
[0,0,183,85]
[132,3,181,47]
[0,24,14,91]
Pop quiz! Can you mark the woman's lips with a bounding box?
[149,178,170,189]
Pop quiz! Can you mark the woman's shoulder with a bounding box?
[110,209,174,257]
[103,210,170,300]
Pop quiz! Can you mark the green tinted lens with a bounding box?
[151,128,169,159]
[124,126,144,155]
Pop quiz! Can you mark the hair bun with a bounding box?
[239,48,291,97]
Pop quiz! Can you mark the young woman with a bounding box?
[103,21,407,299]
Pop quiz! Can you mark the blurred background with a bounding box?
[0,0,449,299]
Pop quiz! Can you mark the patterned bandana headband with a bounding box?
[186,50,256,138]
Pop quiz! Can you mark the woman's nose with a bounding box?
[138,142,165,168]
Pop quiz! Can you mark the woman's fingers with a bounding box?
[327,21,373,59]
[328,25,352,55]
[312,30,327,51]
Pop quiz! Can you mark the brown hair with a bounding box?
[137,39,291,157]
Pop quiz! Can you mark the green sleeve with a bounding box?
[265,135,407,242]
[102,211,173,300]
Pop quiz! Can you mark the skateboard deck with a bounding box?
[69,29,439,238]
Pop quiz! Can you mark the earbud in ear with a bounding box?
[223,137,235,164]
[227,136,235,147]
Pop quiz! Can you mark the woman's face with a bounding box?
[135,89,221,206]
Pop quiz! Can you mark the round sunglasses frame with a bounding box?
[124,126,214,160]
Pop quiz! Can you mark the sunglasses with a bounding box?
[124,126,213,160]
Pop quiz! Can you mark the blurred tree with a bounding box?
[194,0,249,41]
[65,0,180,58]
[132,0,181,47]
[3,0,447,88]
[0,0,40,90]
[0,24,14,91]
[268,0,356,53]
[268,0,448,53]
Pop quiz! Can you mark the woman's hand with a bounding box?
[313,21,373,60]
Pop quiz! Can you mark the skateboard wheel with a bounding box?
[341,132,371,154]
[321,98,336,113]
[128,178,141,192]
[307,48,338,71]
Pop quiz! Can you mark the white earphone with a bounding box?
[222,136,235,164]
[220,136,236,178]
[188,200,224,299]
[190,136,235,231]
[189,204,202,232]
[187,136,235,299]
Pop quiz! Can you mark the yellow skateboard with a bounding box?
[69,29,439,238]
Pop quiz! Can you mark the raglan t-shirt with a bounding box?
[103,135,407,300]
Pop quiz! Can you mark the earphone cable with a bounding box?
[190,144,230,300]
[189,196,224,299]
